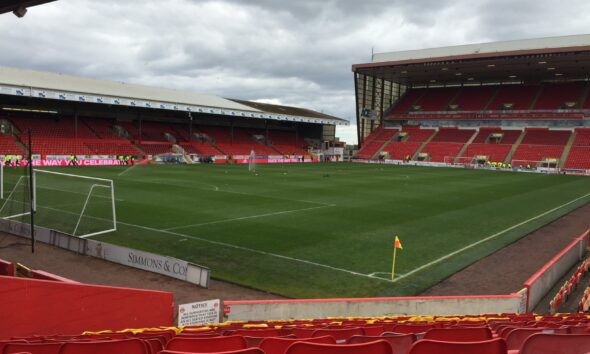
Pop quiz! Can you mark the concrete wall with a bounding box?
[224,295,522,321]
[523,229,590,311]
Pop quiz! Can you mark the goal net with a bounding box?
[0,169,116,238]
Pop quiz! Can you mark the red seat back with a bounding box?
[159,349,263,354]
[391,324,436,334]
[230,329,282,337]
[408,338,507,354]
[165,336,246,353]
[259,336,336,354]
[291,328,318,338]
[58,339,148,354]
[311,328,364,342]
[505,328,568,350]
[286,340,393,354]
[519,333,590,354]
[348,334,414,354]
[423,327,492,342]
[4,343,63,354]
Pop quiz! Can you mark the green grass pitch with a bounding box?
[3,163,590,298]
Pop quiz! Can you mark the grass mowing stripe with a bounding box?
[391,191,590,283]
[164,205,334,231]
[32,204,391,283]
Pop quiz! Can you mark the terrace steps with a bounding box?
[482,86,500,111]
[528,85,544,109]
[454,129,479,163]
[579,82,590,108]
[504,130,525,164]
[412,128,437,160]
[559,131,577,168]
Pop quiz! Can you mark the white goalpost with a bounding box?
[0,169,117,239]
[248,150,256,172]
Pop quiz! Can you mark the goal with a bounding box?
[0,169,117,238]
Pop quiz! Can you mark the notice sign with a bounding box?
[178,299,221,326]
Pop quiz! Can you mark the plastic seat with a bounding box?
[243,335,295,348]
[259,335,336,354]
[517,333,590,354]
[311,327,364,342]
[59,339,149,354]
[391,324,437,335]
[408,338,507,354]
[505,328,567,351]
[159,349,263,354]
[286,340,393,354]
[348,334,414,354]
[230,329,282,337]
[361,326,386,336]
[165,336,247,353]
[291,328,319,338]
[143,338,164,354]
[4,343,63,354]
[424,327,492,342]
[0,341,26,354]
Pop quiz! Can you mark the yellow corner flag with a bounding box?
[392,236,402,281]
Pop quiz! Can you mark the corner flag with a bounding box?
[392,236,402,281]
[394,236,403,250]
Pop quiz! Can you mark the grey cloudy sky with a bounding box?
[1,0,589,143]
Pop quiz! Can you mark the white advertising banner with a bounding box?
[86,240,210,288]
[178,299,221,326]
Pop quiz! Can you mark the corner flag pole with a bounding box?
[392,236,403,281]
[391,246,397,281]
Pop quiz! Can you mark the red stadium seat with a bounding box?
[347,334,415,354]
[165,336,247,353]
[4,343,63,354]
[58,339,149,354]
[229,329,282,337]
[391,324,437,334]
[285,340,393,354]
[408,338,507,354]
[311,327,364,342]
[158,349,263,354]
[517,333,590,354]
[423,327,492,342]
[259,336,336,354]
[505,328,568,351]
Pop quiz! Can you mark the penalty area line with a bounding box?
[38,205,389,283]
[391,191,590,284]
[164,205,334,231]
[112,220,393,283]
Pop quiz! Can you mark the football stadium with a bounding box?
[1,1,590,353]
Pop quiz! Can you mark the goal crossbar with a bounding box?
[32,169,117,238]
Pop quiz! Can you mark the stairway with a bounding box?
[559,131,577,168]
[528,85,544,109]
[412,129,438,160]
[454,129,479,163]
[482,87,500,111]
[504,130,526,164]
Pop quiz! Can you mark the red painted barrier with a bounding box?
[0,275,173,339]
[30,269,80,283]
[0,258,14,276]
[523,228,590,312]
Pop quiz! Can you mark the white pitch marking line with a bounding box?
[164,205,334,231]
[137,178,332,207]
[34,205,386,283]
[118,164,138,177]
[390,191,590,283]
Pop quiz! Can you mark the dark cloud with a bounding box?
[0,0,588,143]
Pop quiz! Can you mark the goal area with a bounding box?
[0,169,116,238]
